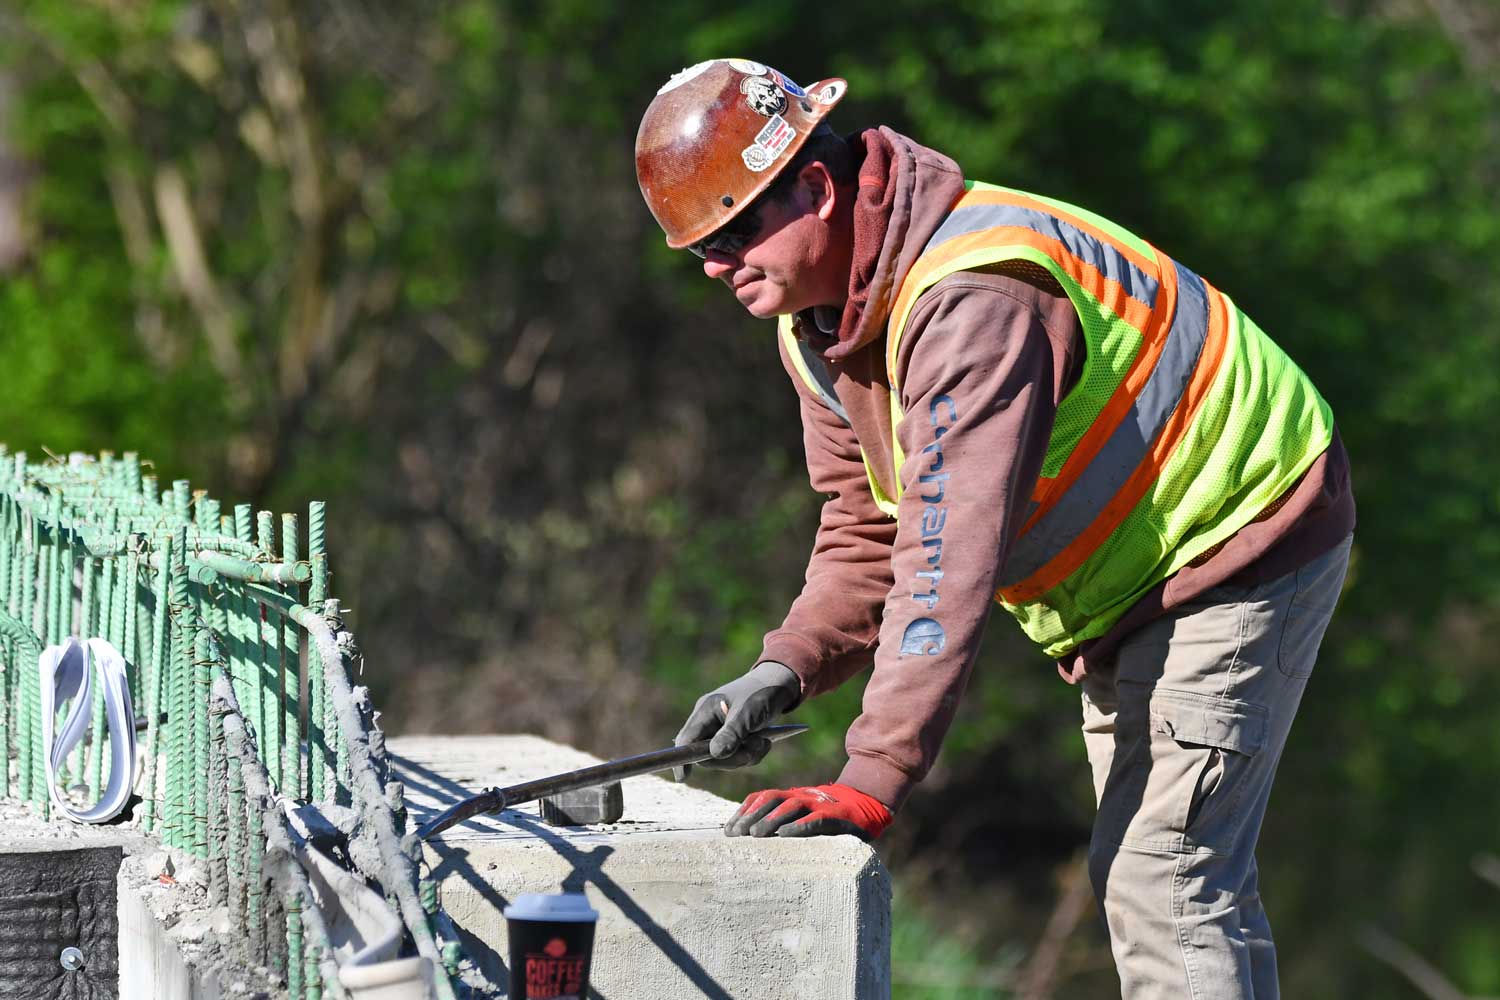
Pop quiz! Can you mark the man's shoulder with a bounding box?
[912,265,1079,337]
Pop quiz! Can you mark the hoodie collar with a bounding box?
[794,127,967,361]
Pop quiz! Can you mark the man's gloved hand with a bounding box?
[673,661,801,781]
[723,783,894,842]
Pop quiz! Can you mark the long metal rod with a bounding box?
[416,724,809,840]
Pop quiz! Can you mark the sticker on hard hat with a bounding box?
[740,75,788,117]
[657,60,715,95]
[769,70,806,97]
[728,58,768,76]
[810,80,846,105]
[741,145,773,172]
[740,114,796,172]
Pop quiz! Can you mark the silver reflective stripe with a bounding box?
[795,336,851,427]
[998,260,1212,589]
[925,203,1159,314]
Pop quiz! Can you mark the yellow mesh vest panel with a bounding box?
[888,194,1334,656]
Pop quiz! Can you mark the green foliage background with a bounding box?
[1,0,1497,994]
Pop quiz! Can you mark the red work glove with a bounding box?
[723,783,894,842]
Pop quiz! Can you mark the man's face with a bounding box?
[697,167,840,319]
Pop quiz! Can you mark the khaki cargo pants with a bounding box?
[1081,535,1352,999]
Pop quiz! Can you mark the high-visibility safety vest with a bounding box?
[780,181,1334,656]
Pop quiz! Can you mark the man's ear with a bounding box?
[797,161,838,222]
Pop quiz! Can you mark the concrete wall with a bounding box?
[0,805,241,1000]
[117,872,224,1000]
[0,841,125,998]
[389,735,892,1000]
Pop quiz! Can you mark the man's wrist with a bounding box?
[837,755,911,814]
[757,633,823,695]
[749,660,799,688]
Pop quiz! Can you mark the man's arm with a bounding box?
[723,271,1078,836]
[835,273,1071,812]
[757,329,899,699]
[670,327,898,776]
[723,270,1080,837]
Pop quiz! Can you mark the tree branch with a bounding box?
[1357,925,1470,1000]
[236,0,324,226]
[0,70,27,272]
[104,161,179,368]
[1424,0,1500,90]
[1016,849,1095,1000]
[153,163,245,390]
[1474,853,1500,893]
[21,16,138,138]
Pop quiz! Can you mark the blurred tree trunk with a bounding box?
[0,70,26,272]
[1424,0,1500,88]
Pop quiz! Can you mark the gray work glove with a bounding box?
[672,661,801,781]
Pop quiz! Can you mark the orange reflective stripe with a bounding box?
[1020,254,1180,530]
[957,188,1160,278]
[999,284,1232,605]
[886,226,1152,386]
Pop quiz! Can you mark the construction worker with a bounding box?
[637,59,1354,998]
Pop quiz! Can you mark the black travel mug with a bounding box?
[504,892,599,999]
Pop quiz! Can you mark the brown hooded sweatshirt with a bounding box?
[758,128,1355,811]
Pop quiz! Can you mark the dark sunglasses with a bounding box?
[686,174,796,258]
[687,200,770,259]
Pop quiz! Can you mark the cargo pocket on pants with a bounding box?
[1112,685,1269,855]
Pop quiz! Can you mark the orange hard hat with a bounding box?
[635,59,848,249]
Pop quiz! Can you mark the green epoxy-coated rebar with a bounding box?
[0,610,37,803]
[229,578,254,755]
[0,490,11,604]
[208,701,228,905]
[192,619,211,857]
[256,511,282,787]
[304,942,323,1000]
[283,513,310,801]
[226,743,245,931]
[123,453,141,497]
[81,554,98,638]
[168,526,191,848]
[2,461,459,1000]
[45,497,61,647]
[204,599,229,881]
[61,533,87,790]
[140,534,172,833]
[1,494,14,803]
[35,531,52,817]
[20,536,38,805]
[172,480,191,523]
[246,791,266,964]
[195,551,311,585]
[85,554,107,801]
[123,542,141,705]
[50,515,65,652]
[284,553,306,800]
[105,538,130,800]
[25,521,42,808]
[230,506,254,733]
[2,499,18,802]
[287,893,304,996]
[307,501,336,804]
[199,497,219,534]
[0,650,8,801]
